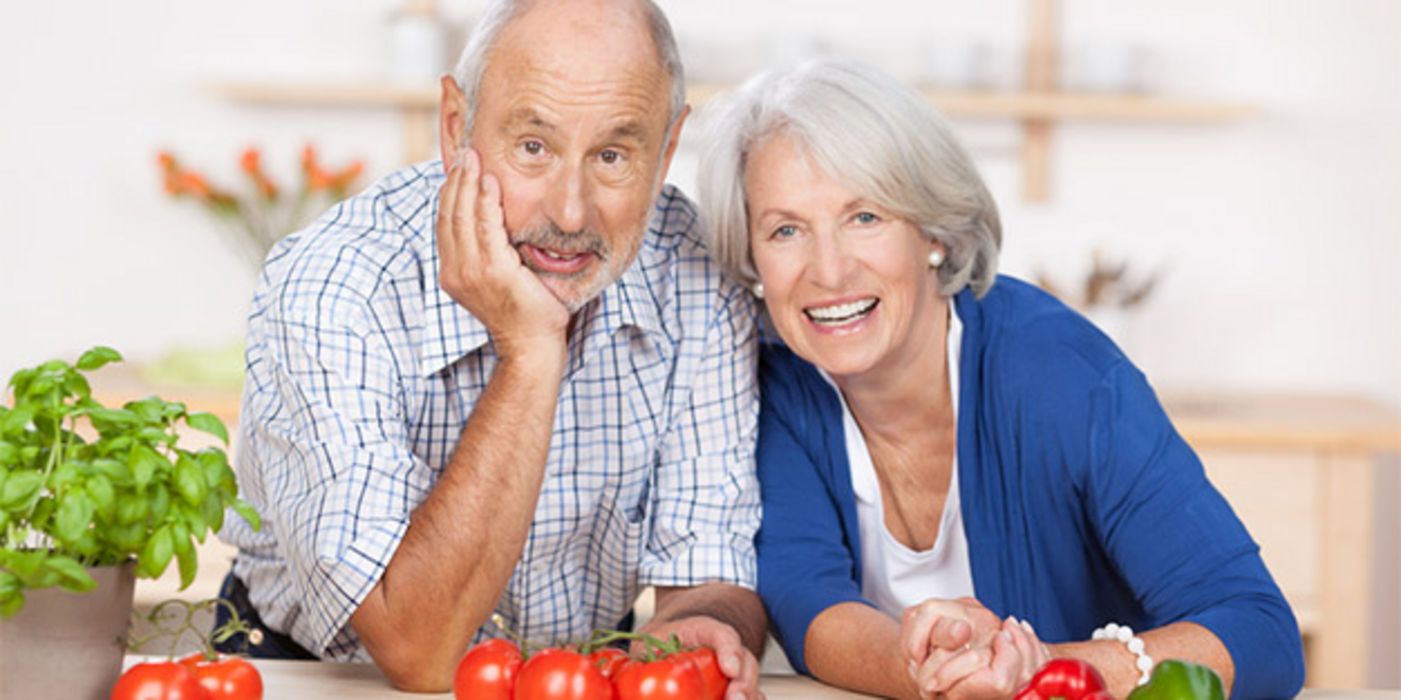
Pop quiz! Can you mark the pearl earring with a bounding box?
[928,249,945,268]
[752,282,765,299]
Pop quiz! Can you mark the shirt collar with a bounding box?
[418,168,669,376]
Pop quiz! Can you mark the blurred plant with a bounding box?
[157,145,363,269]
[1037,249,1162,310]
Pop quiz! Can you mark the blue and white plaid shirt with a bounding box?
[219,161,761,661]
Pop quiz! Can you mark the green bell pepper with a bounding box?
[1127,660,1226,700]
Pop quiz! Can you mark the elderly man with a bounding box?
[215,0,766,695]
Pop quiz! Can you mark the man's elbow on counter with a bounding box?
[371,643,456,694]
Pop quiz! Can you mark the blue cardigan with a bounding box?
[755,276,1303,699]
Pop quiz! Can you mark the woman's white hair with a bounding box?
[697,58,1001,297]
[452,0,686,134]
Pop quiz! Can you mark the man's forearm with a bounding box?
[350,351,564,691]
[648,583,769,656]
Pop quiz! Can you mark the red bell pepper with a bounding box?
[1014,659,1114,700]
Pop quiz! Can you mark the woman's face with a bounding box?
[745,133,946,379]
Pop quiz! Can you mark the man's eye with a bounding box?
[599,149,624,165]
[521,140,545,157]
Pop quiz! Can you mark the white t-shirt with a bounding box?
[821,306,974,617]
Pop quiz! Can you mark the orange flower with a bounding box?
[157,151,178,172]
[240,147,262,175]
[254,175,279,201]
[328,161,364,192]
[301,144,319,176]
[163,171,184,195]
[179,172,212,199]
[306,165,333,192]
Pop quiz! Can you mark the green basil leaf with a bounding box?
[150,484,171,523]
[0,441,16,466]
[183,503,207,542]
[125,397,166,425]
[44,556,96,592]
[161,401,188,422]
[0,571,18,598]
[76,346,123,372]
[140,525,174,579]
[231,499,262,532]
[137,426,175,446]
[0,470,43,509]
[86,474,116,519]
[174,455,207,507]
[2,550,47,581]
[172,526,197,590]
[88,407,141,431]
[25,374,55,400]
[115,495,146,525]
[54,492,94,542]
[7,368,37,395]
[0,589,24,618]
[128,445,164,489]
[185,412,229,446]
[92,458,132,486]
[63,372,92,400]
[108,522,145,552]
[1,407,34,435]
[203,497,225,534]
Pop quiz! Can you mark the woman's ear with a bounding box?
[439,75,469,168]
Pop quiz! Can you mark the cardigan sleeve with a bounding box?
[1085,362,1304,699]
[754,381,870,676]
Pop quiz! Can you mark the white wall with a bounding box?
[1,0,1398,409]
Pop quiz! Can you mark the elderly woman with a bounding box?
[697,59,1303,700]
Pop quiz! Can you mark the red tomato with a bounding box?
[612,657,704,700]
[513,648,613,700]
[178,654,264,700]
[674,648,727,700]
[110,661,204,700]
[455,639,524,700]
[589,648,628,679]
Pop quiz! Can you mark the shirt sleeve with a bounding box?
[240,275,429,658]
[639,285,761,590]
[1086,362,1305,699]
[753,363,871,676]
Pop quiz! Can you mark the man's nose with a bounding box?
[543,162,588,235]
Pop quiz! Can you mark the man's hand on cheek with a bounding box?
[437,148,570,361]
[636,615,764,700]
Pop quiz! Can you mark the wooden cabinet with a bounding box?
[1164,393,1401,687]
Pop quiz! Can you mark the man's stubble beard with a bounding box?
[511,221,646,314]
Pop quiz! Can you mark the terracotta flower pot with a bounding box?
[0,562,136,700]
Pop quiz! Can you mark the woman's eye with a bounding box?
[772,224,798,239]
[853,211,880,225]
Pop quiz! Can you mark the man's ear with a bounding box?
[439,75,470,169]
[654,104,692,192]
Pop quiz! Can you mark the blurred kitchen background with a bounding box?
[1,0,1397,689]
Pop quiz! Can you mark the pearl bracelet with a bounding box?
[1091,622,1154,685]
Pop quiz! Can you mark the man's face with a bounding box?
[466,2,681,312]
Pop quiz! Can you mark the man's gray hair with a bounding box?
[697,58,1001,298]
[452,0,686,134]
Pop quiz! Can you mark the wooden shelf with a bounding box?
[213,80,1253,123]
[212,81,439,109]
